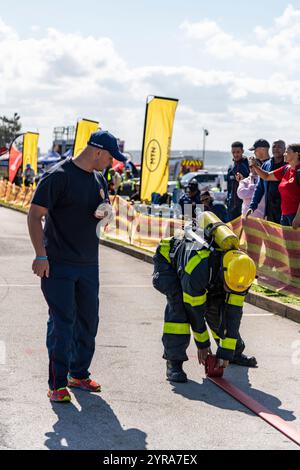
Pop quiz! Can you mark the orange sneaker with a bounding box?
[67,375,101,392]
[47,388,71,403]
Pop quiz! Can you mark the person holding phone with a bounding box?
[249,144,300,229]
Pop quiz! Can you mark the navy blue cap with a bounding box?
[88,130,127,162]
[249,139,270,151]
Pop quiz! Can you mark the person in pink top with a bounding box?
[236,165,265,218]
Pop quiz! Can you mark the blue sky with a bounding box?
[0,0,291,66]
[0,1,299,151]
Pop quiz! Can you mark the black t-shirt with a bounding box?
[267,160,285,202]
[227,158,250,209]
[31,158,109,266]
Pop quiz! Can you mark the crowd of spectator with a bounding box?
[227,139,300,229]
[176,138,300,229]
[11,139,300,230]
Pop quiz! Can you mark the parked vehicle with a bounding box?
[180,171,227,192]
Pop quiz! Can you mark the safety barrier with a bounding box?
[229,217,300,297]
[0,179,34,209]
[105,196,183,249]
[106,197,300,296]
[1,181,299,297]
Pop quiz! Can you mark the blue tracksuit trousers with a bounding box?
[41,262,99,390]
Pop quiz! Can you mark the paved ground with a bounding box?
[0,205,300,450]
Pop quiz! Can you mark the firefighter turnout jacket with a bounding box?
[153,237,247,361]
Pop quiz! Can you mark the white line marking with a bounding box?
[0,341,6,365]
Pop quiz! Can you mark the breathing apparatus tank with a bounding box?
[197,211,240,251]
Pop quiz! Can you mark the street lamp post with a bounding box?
[202,128,209,168]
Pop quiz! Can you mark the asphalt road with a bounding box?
[0,205,300,450]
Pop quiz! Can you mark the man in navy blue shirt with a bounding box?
[247,140,286,224]
[227,142,250,221]
[27,131,127,403]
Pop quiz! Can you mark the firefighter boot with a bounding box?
[230,353,258,368]
[230,337,258,368]
[166,361,188,383]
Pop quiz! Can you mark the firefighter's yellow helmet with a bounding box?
[223,250,256,293]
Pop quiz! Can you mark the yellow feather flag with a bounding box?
[140,96,178,202]
[73,118,100,158]
[22,132,39,186]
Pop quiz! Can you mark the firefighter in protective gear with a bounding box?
[153,230,257,383]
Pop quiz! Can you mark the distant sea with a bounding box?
[127,150,234,171]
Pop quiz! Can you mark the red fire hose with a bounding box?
[205,355,300,447]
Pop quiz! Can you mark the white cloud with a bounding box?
[275,3,300,27]
[180,4,300,65]
[1,5,300,152]
[0,17,18,41]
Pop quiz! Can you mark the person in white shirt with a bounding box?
[237,165,265,219]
